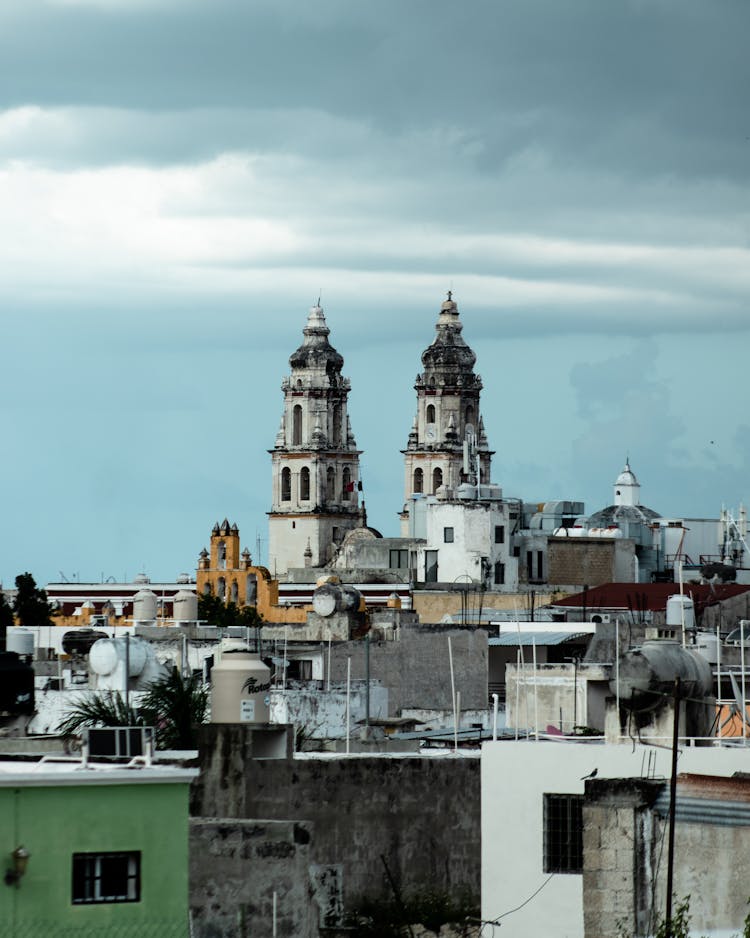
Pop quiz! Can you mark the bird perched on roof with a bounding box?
[581,768,598,780]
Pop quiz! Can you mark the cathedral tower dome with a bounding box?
[419,294,478,381]
[289,305,344,374]
[269,302,363,577]
[400,295,494,533]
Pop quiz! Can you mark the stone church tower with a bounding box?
[268,304,363,576]
[401,294,494,533]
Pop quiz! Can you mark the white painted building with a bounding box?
[481,740,750,938]
[416,487,519,588]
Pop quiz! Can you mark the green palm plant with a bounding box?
[140,667,209,750]
[57,692,143,737]
[57,667,208,750]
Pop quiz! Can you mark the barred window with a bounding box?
[72,852,141,904]
[543,794,583,874]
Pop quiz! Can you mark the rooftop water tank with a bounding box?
[0,652,34,715]
[62,629,109,657]
[89,637,148,679]
[133,589,157,622]
[6,628,34,658]
[612,640,713,712]
[173,590,198,624]
[210,641,271,724]
[666,595,696,632]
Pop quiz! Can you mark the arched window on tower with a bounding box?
[465,404,475,427]
[230,581,238,604]
[281,467,291,501]
[203,582,211,596]
[217,541,226,570]
[217,577,226,601]
[413,468,423,493]
[327,466,336,502]
[426,404,435,424]
[342,467,352,501]
[292,405,302,445]
[300,466,310,501]
[432,467,443,493]
[333,404,342,445]
[246,573,257,605]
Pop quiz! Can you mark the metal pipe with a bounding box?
[448,636,457,748]
[365,632,370,727]
[716,623,722,744]
[124,632,130,708]
[492,693,499,742]
[515,651,520,742]
[615,619,620,737]
[742,626,747,744]
[345,657,351,756]
[532,637,539,741]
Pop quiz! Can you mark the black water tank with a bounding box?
[62,629,109,657]
[612,640,713,712]
[0,652,35,715]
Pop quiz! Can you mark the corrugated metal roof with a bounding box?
[488,631,590,647]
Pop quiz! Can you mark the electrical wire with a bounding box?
[480,873,555,933]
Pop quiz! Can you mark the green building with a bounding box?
[0,760,196,938]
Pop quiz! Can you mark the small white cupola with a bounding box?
[613,458,640,507]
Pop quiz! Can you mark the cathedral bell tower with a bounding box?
[268,304,363,576]
[401,294,494,533]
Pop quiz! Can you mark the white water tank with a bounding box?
[133,589,157,623]
[173,590,198,623]
[666,595,695,632]
[210,641,271,724]
[90,637,148,678]
[6,628,34,657]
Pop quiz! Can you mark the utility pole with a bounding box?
[665,677,681,938]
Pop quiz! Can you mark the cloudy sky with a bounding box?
[1,0,748,587]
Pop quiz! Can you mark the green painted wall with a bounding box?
[0,780,190,938]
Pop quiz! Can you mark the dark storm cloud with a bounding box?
[2,0,749,182]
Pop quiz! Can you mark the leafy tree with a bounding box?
[13,572,54,628]
[0,591,14,651]
[57,668,208,749]
[198,592,263,631]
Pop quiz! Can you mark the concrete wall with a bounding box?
[481,741,750,938]
[504,663,610,734]
[189,819,321,938]
[328,628,488,713]
[192,725,481,918]
[270,681,388,739]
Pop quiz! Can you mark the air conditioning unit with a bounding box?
[84,726,154,758]
[591,613,611,624]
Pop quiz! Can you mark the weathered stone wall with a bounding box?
[583,775,750,938]
[191,725,481,916]
[583,778,660,938]
[328,628,488,713]
[190,818,321,938]
[411,588,567,621]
